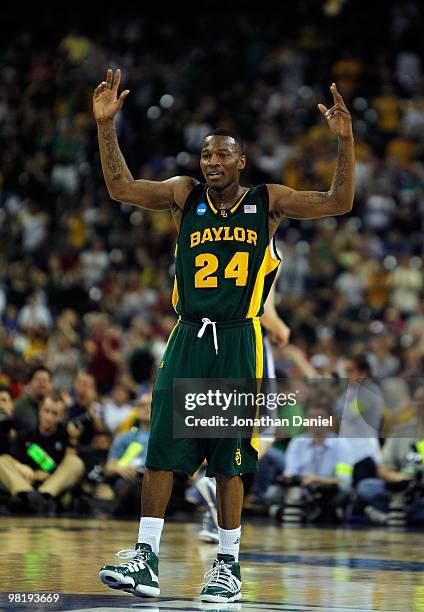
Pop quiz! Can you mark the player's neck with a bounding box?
[208,183,247,209]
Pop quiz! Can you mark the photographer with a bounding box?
[68,371,101,445]
[0,393,84,514]
[356,385,424,525]
[272,401,353,524]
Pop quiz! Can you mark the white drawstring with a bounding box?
[197,317,218,355]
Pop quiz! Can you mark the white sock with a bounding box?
[138,517,164,555]
[218,526,241,561]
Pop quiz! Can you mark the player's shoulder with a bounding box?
[242,183,270,202]
[266,183,293,202]
[167,176,200,208]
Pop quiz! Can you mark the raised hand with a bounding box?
[318,83,353,138]
[93,68,130,124]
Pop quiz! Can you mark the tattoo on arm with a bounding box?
[332,149,347,190]
[103,129,124,181]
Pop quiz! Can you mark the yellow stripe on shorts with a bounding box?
[250,317,263,453]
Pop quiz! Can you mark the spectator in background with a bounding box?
[368,334,401,378]
[68,370,111,485]
[68,371,102,447]
[356,385,424,526]
[272,401,353,524]
[336,355,385,438]
[0,386,15,454]
[17,293,52,332]
[104,394,151,516]
[79,237,110,289]
[46,332,81,392]
[84,314,122,394]
[335,262,364,308]
[102,384,133,434]
[335,356,384,500]
[364,181,396,235]
[18,200,49,255]
[0,394,84,515]
[14,366,52,429]
[389,254,423,315]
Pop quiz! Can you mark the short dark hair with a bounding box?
[0,386,12,398]
[347,355,371,376]
[41,392,65,407]
[203,128,244,154]
[28,365,51,381]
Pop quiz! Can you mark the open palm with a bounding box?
[93,68,130,124]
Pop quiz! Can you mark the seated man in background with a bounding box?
[13,366,52,429]
[356,384,424,526]
[68,371,111,485]
[0,386,16,455]
[0,393,84,515]
[104,394,151,516]
[271,400,353,524]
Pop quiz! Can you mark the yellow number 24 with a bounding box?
[194,252,249,288]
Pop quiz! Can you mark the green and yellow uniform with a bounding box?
[146,183,281,476]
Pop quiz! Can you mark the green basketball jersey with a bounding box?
[172,183,281,321]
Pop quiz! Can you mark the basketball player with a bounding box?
[94,68,354,603]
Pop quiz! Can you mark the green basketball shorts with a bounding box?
[145,316,264,477]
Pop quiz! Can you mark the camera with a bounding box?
[70,411,93,429]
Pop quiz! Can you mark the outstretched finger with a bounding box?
[106,68,113,87]
[117,89,130,108]
[112,68,121,93]
[330,83,347,108]
[318,103,328,115]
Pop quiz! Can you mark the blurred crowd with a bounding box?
[0,5,423,522]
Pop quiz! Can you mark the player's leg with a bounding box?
[99,468,173,597]
[200,320,260,603]
[99,320,204,598]
[216,473,243,530]
[196,325,273,544]
[141,467,173,517]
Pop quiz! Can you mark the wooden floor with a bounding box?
[0,516,423,611]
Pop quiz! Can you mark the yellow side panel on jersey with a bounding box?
[246,244,280,318]
[172,243,179,310]
[172,276,179,310]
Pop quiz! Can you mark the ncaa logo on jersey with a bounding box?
[196,203,207,216]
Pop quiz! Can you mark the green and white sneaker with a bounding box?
[99,543,160,597]
[200,553,242,603]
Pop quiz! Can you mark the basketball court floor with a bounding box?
[0,516,422,611]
